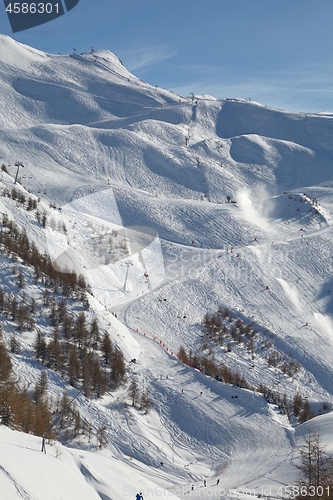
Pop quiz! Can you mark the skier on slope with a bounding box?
[136,492,144,500]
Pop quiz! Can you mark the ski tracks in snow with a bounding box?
[0,465,31,500]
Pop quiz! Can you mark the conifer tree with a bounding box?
[62,313,74,340]
[34,331,47,363]
[110,349,126,387]
[90,356,106,397]
[34,370,48,405]
[101,333,113,365]
[68,346,81,386]
[128,376,139,407]
[74,312,88,350]
[0,401,14,426]
[0,341,12,384]
[90,318,100,350]
[47,328,63,369]
[140,389,151,414]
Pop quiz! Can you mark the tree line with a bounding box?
[202,307,301,378]
[0,210,128,442]
[177,344,319,423]
[0,276,126,399]
[0,328,52,436]
[0,213,89,301]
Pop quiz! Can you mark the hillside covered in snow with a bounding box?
[0,35,333,499]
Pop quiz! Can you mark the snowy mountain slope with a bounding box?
[0,425,183,500]
[0,173,296,500]
[1,35,333,498]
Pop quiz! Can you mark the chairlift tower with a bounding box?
[123,260,133,292]
[14,162,24,184]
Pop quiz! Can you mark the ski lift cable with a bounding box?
[19,164,57,205]
[41,379,90,453]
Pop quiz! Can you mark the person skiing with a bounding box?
[136,492,144,500]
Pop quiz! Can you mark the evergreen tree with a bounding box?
[293,393,303,417]
[34,370,48,404]
[128,376,139,407]
[68,346,81,386]
[90,318,100,350]
[110,349,126,387]
[47,328,63,369]
[34,331,47,363]
[140,389,151,414]
[0,401,14,426]
[101,333,113,365]
[0,341,12,384]
[62,313,74,340]
[74,312,88,349]
[90,357,106,397]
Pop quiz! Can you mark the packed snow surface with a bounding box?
[0,35,333,499]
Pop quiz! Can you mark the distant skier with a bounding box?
[136,492,144,500]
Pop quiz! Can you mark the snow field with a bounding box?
[1,35,333,498]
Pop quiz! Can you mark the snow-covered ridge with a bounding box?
[0,34,47,68]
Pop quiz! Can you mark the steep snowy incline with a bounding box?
[0,172,295,498]
[0,425,185,500]
[2,36,333,499]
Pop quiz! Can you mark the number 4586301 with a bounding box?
[6,3,60,14]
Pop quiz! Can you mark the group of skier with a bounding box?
[135,477,221,499]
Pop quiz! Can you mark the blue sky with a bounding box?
[1,0,333,112]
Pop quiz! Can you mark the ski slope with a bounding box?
[0,35,333,499]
